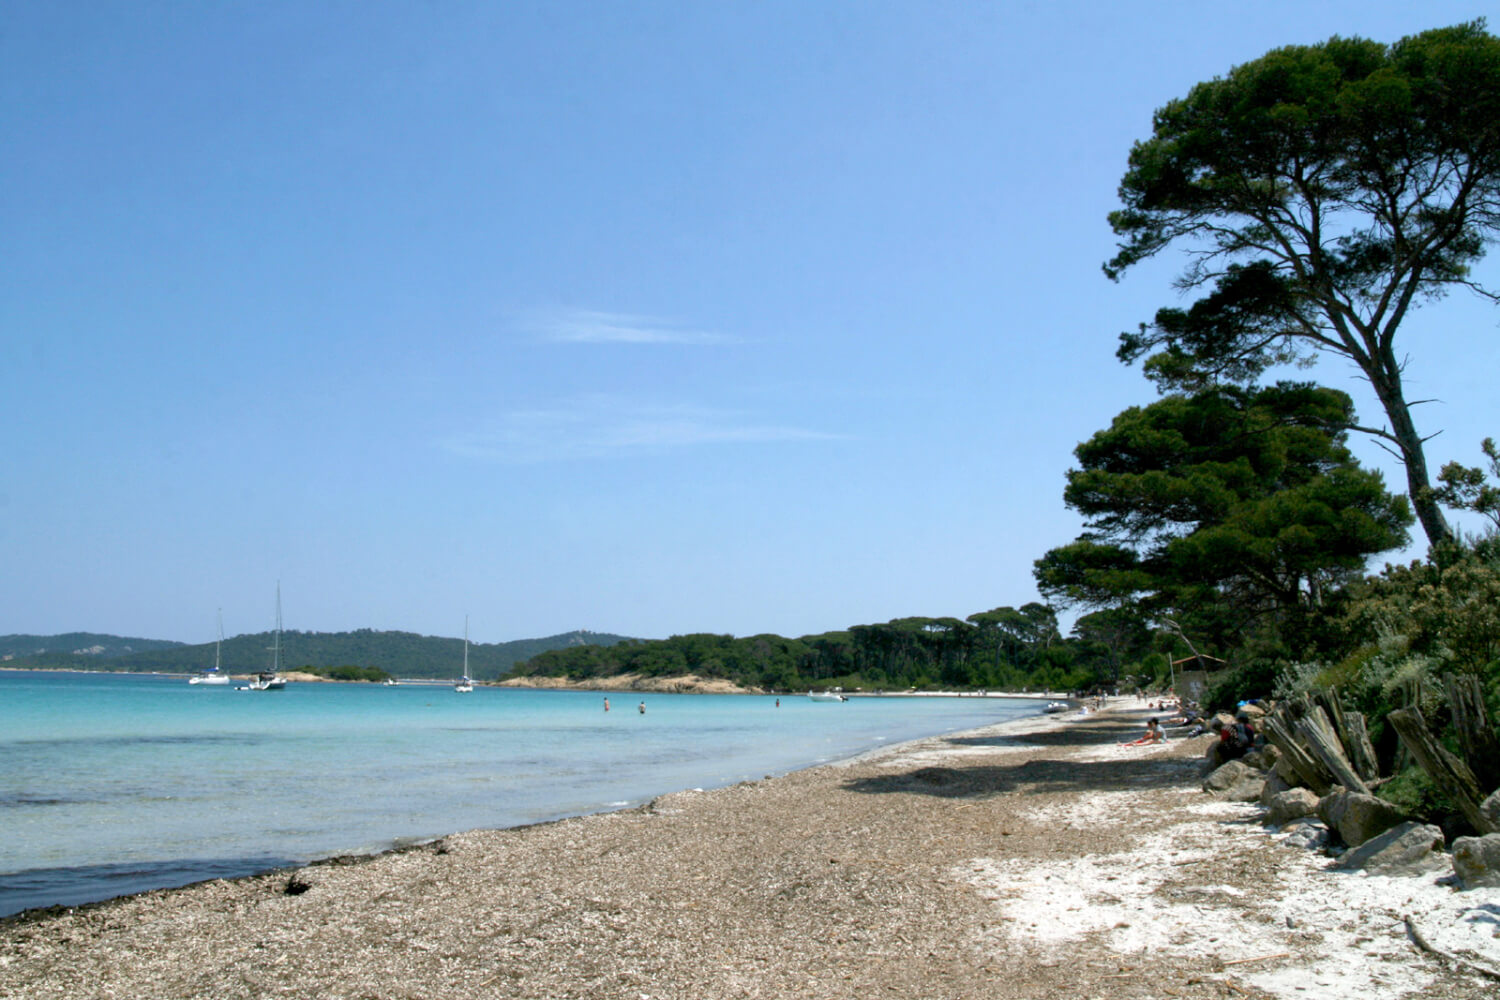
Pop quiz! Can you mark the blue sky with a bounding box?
[4,2,1496,645]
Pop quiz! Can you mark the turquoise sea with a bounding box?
[0,671,1039,917]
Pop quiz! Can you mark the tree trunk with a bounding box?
[1366,356,1453,547]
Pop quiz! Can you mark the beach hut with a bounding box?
[1172,654,1227,701]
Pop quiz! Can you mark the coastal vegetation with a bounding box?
[1033,20,1500,836]
[514,606,1105,694]
[297,664,397,683]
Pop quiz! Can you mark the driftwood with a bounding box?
[1342,712,1380,783]
[1294,707,1370,795]
[1443,673,1500,791]
[1260,713,1334,795]
[1388,707,1499,835]
[1405,915,1500,982]
[1317,695,1380,783]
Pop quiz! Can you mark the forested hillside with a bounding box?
[511,607,1105,693]
[0,633,185,660]
[2,629,629,680]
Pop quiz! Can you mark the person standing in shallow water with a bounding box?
[638,701,645,714]
[603,698,609,712]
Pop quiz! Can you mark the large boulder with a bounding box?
[1225,775,1266,802]
[1259,769,1293,806]
[1318,787,1407,847]
[1334,822,1446,875]
[1203,760,1255,794]
[1482,790,1500,831]
[1266,788,1320,827]
[1451,834,1500,890]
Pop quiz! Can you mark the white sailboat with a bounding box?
[454,617,474,693]
[247,585,287,691]
[189,610,231,685]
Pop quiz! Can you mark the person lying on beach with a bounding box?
[1122,718,1166,746]
[1162,705,1202,728]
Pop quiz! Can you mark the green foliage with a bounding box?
[1106,20,1500,546]
[514,609,1095,694]
[1202,658,1282,712]
[1377,768,1453,826]
[300,664,394,683]
[1035,384,1411,654]
[1433,437,1500,530]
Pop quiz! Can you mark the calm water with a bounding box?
[0,671,1038,916]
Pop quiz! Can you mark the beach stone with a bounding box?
[1202,759,1254,794]
[1272,755,1304,789]
[1280,817,1330,851]
[1317,787,1407,847]
[1482,790,1500,830]
[1242,745,1279,772]
[1224,775,1266,803]
[1259,769,1292,806]
[1333,821,1446,875]
[1267,788,1319,827]
[1238,703,1267,719]
[1451,834,1500,889]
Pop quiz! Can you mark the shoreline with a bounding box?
[1,690,1054,919]
[4,699,1494,999]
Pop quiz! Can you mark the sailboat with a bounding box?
[454,616,474,693]
[247,585,287,691]
[189,610,231,685]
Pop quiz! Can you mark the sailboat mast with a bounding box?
[273,583,282,672]
[215,608,223,672]
[463,615,470,680]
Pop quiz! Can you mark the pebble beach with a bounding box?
[3,700,1496,1000]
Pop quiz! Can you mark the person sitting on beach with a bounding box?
[1122,718,1165,746]
[1207,717,1251,766]
[1233,711,1258,748]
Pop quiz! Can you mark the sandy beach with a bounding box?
[3,700,1496,1000]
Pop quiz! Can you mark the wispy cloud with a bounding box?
[525,307,736,345]
[442,398,844,462]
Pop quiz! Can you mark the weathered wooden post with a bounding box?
[1388,707,1498,835]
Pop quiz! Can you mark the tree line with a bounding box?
[512,604,1158,694]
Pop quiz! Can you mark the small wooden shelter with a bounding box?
[1172,654,1226,701]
